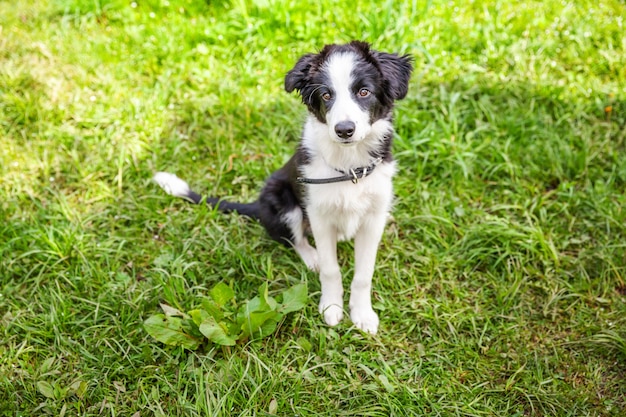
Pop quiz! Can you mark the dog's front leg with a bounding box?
[310,218,343,326]
[349,214,387,335]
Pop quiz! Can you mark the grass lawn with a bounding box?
[2,0,626,415]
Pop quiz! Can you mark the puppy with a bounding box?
[154,41,413,334]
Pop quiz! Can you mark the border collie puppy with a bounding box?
[154,41,413,334]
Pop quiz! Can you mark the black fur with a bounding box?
[256,155,306,244]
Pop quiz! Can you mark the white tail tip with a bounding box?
[153,172,191,197]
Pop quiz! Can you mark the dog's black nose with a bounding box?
[335,121,355,139]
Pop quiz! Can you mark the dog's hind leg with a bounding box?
[283,208,319,271]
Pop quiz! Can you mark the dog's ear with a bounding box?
[373,52,414,100]
[285,53,317,93]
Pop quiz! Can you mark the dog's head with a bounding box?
[285,41,413,145]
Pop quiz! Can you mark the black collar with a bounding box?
[297,158,383,185]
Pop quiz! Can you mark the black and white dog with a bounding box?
[154,41,412,334]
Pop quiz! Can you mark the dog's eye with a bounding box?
[322,92,332,101]
[358,88,371,98]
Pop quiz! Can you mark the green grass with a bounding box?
[1,0,625,415]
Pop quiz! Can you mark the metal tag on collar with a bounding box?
[350,168,359,184]
[352,166,368,184]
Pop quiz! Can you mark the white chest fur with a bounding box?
[304,161,395,241]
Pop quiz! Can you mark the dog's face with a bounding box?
[285,41,413,145]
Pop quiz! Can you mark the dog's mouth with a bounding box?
[336,137,358,146]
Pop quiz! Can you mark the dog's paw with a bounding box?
[350,307,379,335]
[306,260,319,272]
[319,301,343,327]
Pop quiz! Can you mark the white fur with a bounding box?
[153,172,191,197]
[303,116,393,172]
[305,159,394,334]
[323,53,373,143]
[300,52,397,335]
[282,208,319,271]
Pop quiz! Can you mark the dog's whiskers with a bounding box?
[306,84,327,103]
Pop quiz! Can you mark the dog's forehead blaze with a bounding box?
[323,52,358,92]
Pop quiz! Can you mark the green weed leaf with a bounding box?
[68,380,88,399]
[296,337,312,352]
[40,356,55,373]
[200,298,225,321]
[257,282,278,311]
[144,314,201,350]
[279,283,308,314]
[199,316,237,346]
[240,310,282,339]
[188,308,210,326]
[244,294,277,315]
[145,282,308,348]
[210,282,235,307]
[258,315,282,338]
[37,381,55,399]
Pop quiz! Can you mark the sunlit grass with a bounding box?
[1,0,625,415]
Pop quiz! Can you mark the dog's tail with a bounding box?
[153,172,260,219]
